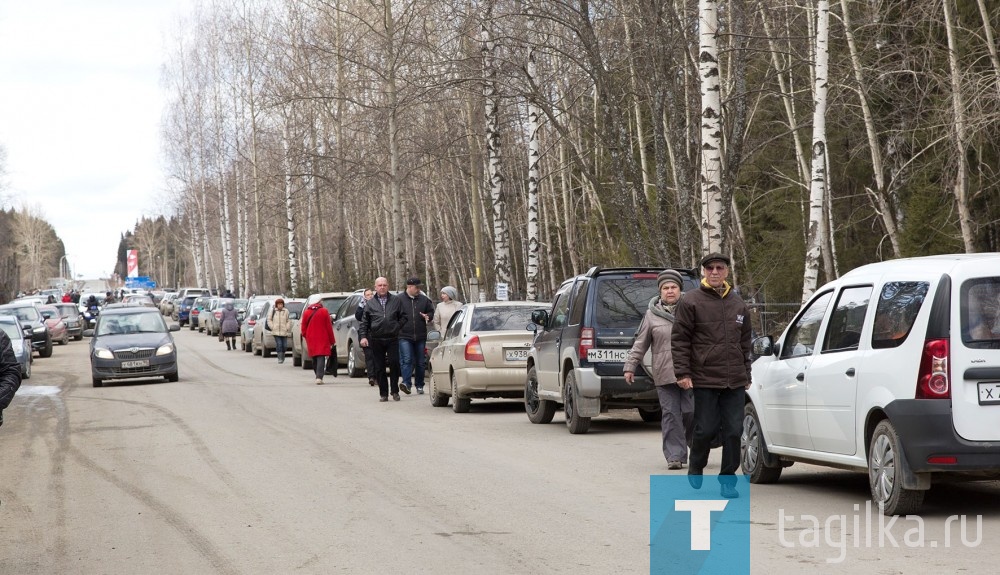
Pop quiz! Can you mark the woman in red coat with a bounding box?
[301,301,336,385]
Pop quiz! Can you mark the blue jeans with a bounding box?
[274,336,288,360]
[398,339,426,389]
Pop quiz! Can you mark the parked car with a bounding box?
[240,300,270,352]
[0,316,32,379]
[86,306,180,387]
[426,302,539,412]
[159,292,179,316]
[52,303,85,341]
[197,297,222,335]
[292,292,354,368]
[189,296,213,331]
[173,296,196,327]
[743,254,1000,515]
[525,266,700,434]
[37,304,70,345]
[203,298,247,337]
[253,298,306,358]
[0,302,52,358]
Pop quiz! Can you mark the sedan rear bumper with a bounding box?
[454,366,527,397]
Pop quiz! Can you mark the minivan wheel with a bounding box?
[22,359,31,380]
[93,377,103,388]
[742,403,782,483]
[638,408,661,423]
[525,366,555,424]
[40,337,53,358]
[451,373,471,413]
[869,420,925,515]
[563,371,591,434]
[293,348,302,367]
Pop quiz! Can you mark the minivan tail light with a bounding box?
[465,336,485,362]
[916,338,950,399]
[579,327,594,361]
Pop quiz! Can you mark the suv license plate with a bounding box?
[504,349,529,362]
[121,359,150,369]
[978,382,1000,405]
[586,349,628,363]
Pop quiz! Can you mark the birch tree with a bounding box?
[802,0,830,301]
[699,0,725,254]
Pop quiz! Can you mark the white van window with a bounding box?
[822,286,872,352]
[780,291,833,359]
[871,281,928,349]
[961,279,1000,347]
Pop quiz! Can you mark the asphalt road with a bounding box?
[1,327,997,574]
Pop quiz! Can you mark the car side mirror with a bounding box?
[427,330,442,342]
[289,311,299,320]
[531,309,548,327]
[22,327,32,338]
[752,335,775,357]
[169,324,180,332]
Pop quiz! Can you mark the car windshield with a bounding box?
[322,297,348,315]
[286,301,306,315]
[0,306,40,322]
[469,307,537,331]
[0,322,21,339]
[55,305,78,318]
[594,278,659,329]
[97,313,167,336]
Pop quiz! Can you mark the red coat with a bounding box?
[302,303,335,357]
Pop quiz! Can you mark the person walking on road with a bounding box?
[671,253,753,498]
[219,301,241,351]
[355,288,377,386]
[623,269,693,470]
[0,330,23,428]
[268,299,292,363]
[302,300,336,385]
[398,277,434,395]
[359,277,404,402]
[433,286,462,333]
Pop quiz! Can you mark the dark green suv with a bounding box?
[525,267,699,434]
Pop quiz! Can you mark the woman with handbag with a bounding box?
[301,301,335,384]
[219,301,241,351]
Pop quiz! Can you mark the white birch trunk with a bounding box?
[943,0,976,252]
[282,118,299,295]
[526,40,541,302]
[699,0,724,254]
[976,0,1000,96]
[482,17,510,295]
[802,0,830,302]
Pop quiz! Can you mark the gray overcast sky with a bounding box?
[0,0,190,281]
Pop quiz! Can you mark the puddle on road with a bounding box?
[16,385,61,396]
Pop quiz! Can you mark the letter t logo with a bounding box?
[675,500,729,550]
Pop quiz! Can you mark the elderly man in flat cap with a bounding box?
[671,253,753,498]
[623,268,693,470]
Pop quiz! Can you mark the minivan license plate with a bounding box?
[121,359,150,369]
[978,382,1000,405]
[586,349,628,363]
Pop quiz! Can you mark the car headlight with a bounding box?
[95,348,114,359]
[33,326,46,334]
[156,343,175,356]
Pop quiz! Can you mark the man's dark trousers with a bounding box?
[688,387,745,475]
[369,337,400,397]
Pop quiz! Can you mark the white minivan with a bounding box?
[744,254,1000,515]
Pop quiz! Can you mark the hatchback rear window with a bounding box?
[594,278,659,328]
[470,307,536,331]
[961,279,1000,348]
[871,281,928,349]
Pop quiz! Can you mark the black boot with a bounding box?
[226,341,231,350]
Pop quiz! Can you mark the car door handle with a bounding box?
[846,368,856,377]
[795,372,804,381]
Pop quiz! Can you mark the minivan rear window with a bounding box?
[594,278,659,328]
[961,279,1000,348]
[871,281,928,349]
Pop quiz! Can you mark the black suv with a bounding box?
[0,303,53,358]
[525,267,699,434]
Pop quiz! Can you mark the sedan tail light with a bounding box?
[465,336,485,362]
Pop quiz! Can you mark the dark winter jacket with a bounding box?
[671,280,753,389]
[399,292,434,342]
[0,331,23,427]
[359,293,404,340]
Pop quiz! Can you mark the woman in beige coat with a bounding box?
[433,286,462,333]
[623,269,694,469]
[268,299,293,364]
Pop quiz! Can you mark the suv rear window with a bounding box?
[871,281,928,349]
[593,277,660,329]
[961,278,1000,348]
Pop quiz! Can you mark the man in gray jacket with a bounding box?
[0,330,23,428]
[624,269,693,469]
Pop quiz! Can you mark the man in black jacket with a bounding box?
[354,288,377,386]
[398,277,435,395]
[0,330,23,428]
[360,277,404,402]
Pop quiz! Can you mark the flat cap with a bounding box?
[700,252,731,267]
